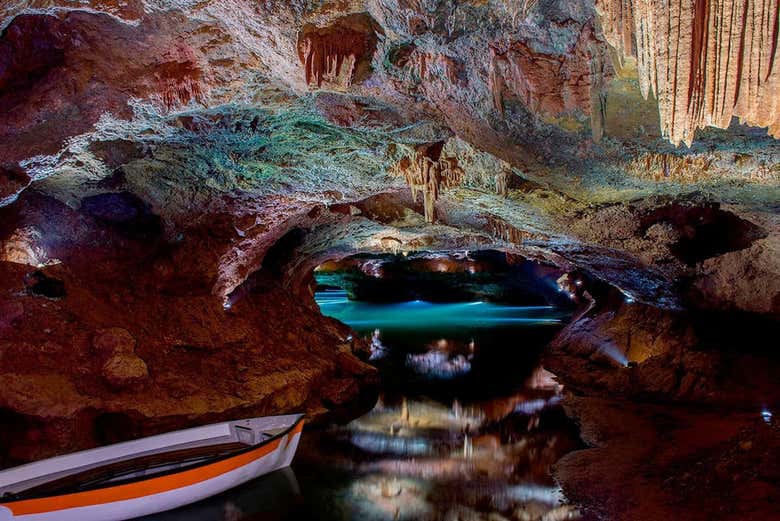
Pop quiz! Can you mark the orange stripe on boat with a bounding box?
[5,420,304,516]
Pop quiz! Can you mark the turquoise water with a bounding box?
[146,291,580,520]
[316,290,569,331]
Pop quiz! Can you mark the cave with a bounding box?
[0,1,779,520]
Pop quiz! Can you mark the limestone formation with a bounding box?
[393,144,464,223]
[298,14,379,88]
[488,23,610,125]
[596,0,780,145]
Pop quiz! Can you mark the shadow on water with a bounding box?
[142,467,302,520]
[147,291,583,521]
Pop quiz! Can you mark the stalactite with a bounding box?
[158,75,205,110]
[153,44,207,110]
[628,152,715,181]
[299,31,368,87]
[488,44,506,115]
[485,215,533,244]
[487,26,608,120]
[627,150,779,181]
[506,0,540,25]
[495,169,510,197]
[589,43,609,142]
[595,0,780,146]
[297,15,378,88]
[379,236,403,254]
[392,44,460,91]
[392,145,464,223]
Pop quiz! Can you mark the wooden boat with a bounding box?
[0,414,304,521]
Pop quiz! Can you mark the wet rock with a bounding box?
[0,218,379,461]
[545,302,780,406]
[552,395,780,521]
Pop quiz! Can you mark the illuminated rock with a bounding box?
[298,14,381,88]
[596,0,780,145]
[102,352,149,391]
[392,143,465,223]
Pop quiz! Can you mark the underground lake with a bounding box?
[143,254,582,520]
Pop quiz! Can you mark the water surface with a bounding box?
[146,292,580,520]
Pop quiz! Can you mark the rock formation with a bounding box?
[393,143,464,223]
[597,0,780,145]
[298,14,380,88]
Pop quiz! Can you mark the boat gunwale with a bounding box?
[0,414,304,505]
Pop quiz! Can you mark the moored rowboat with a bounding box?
[0,414,304,521]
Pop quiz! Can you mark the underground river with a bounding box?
[145,288,582,520]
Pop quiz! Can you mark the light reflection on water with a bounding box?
[146,293,581,521]
[315,290,569,330]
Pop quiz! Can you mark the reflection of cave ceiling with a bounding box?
[1,0,779,315]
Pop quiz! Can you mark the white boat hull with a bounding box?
[0,417,303,521]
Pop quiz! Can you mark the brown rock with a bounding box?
[0,300,23,328]
[102,353,149,391]
[92,327,136,356]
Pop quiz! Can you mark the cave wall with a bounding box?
[0,193,378,465]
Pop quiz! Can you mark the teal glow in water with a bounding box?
[315,290,569,331]
[147,290,581,521]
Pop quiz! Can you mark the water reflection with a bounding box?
[316,290,569,330]
[293,390,582,521]
[142,467,301,521]
[147,293,581,520]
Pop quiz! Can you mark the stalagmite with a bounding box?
[596,0,780,146]
[392,145,465,223]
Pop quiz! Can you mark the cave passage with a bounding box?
[146,251,583,520]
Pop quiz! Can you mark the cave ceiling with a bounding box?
[1,0,779,314]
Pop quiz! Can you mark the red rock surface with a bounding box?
[556,396,780,521]
[0,194,378,466]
